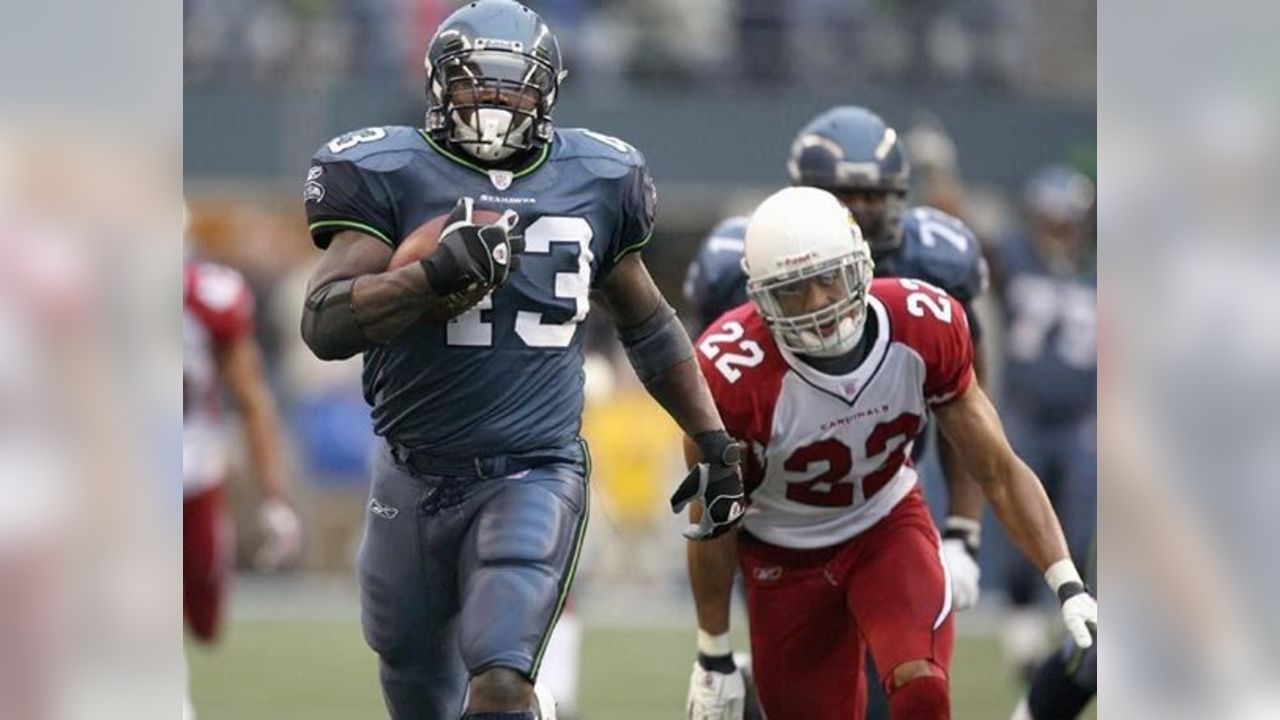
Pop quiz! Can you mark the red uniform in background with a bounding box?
[182,261,254,642]
[696,277,972,719]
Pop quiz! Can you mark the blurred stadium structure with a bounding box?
[181,1,1095,717]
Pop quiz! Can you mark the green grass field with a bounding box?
[189,617,1095,719]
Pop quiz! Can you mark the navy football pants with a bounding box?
[357,441,588,719]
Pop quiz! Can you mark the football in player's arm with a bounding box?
[684,188,1095,720]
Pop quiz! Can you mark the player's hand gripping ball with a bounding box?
[671,430,746,541]
[416,196,524,296]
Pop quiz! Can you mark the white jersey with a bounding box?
[183,262,254,495]
[696,278,974,549]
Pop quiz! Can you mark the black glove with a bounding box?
[421,197,524,297]
[670,430,746,541]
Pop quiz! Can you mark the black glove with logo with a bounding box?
[670,430,746,541]
[421,197,524,297]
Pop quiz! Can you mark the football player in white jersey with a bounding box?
[678,187,1096,720]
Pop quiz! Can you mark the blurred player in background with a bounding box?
[684,106,989,717]
[684,187,1095,720]
[184,258,302,716]
[183,258,303,636]
[297,2,744,718]
[987,166,1096,678]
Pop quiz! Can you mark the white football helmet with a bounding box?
[742,186,874,357]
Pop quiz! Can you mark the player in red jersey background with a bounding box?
[183,260,301,645]
[679,188,1096,720]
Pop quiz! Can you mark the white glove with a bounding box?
[941,516,982,611]
[1060,590,1098,649]
[1046,559,1097,649]
[254,498,302,571]
[687,661,745,720]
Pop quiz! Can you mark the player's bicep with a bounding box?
[934,381,1017,482]
[305,229,394,293]
[594,252,663,328]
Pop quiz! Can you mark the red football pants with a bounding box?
[739,488,954,719]
[183,484,231,643]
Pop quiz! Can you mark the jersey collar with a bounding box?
[775,295,891,405]
[417,129,551,180]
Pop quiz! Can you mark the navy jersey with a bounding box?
[304,126,656,457]
[685,205,987,338]
[996,233,1097,422]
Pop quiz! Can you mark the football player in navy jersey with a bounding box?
[683,105,989,719]
[988,165,1097,683]
[298,2,744,718]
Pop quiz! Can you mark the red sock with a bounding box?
[888,674,950,719]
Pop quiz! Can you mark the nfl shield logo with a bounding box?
[488,170,513,190]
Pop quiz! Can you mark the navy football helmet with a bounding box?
[424,0,567,164]
[787,106,910,254]
[683,216,750,334]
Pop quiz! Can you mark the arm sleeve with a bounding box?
[596,162,656,283]
[303,155,398,250]
[925,295,975,405]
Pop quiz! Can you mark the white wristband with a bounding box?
[697,629,732,657]
[1044,558,1083,593]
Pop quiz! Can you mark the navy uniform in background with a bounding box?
[989,166,1097,672]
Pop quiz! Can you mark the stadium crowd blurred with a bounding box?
[184,0,1093,96]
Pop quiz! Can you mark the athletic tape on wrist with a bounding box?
[1044,558,1083,594]
[697,629,733,657]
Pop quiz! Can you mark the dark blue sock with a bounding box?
[462,713,534,720]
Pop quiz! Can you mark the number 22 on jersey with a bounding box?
[698,321,765,383]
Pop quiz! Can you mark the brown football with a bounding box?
[388,208,505,270]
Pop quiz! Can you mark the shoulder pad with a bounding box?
[554,128,646,178]
[312,126,421,169]
[871,277,974,404]
[694,304,787,443]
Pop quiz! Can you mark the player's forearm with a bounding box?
[642,358,726,437]
[301,265,430,359]
[981,456,1071,572]
[687,515,738,635]
[240,393,287,500]
[939,433,984,522]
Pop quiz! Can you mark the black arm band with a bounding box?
[301,278,368,361]
[696,652,737,674]
[617,300,694,384]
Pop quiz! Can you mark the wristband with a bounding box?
[694,431,741,468]
[697,628,732,657]
[942,515,982,554]
[1044,559,1083,596]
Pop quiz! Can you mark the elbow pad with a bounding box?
[618,300,694,384]
[301,278,366,360]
